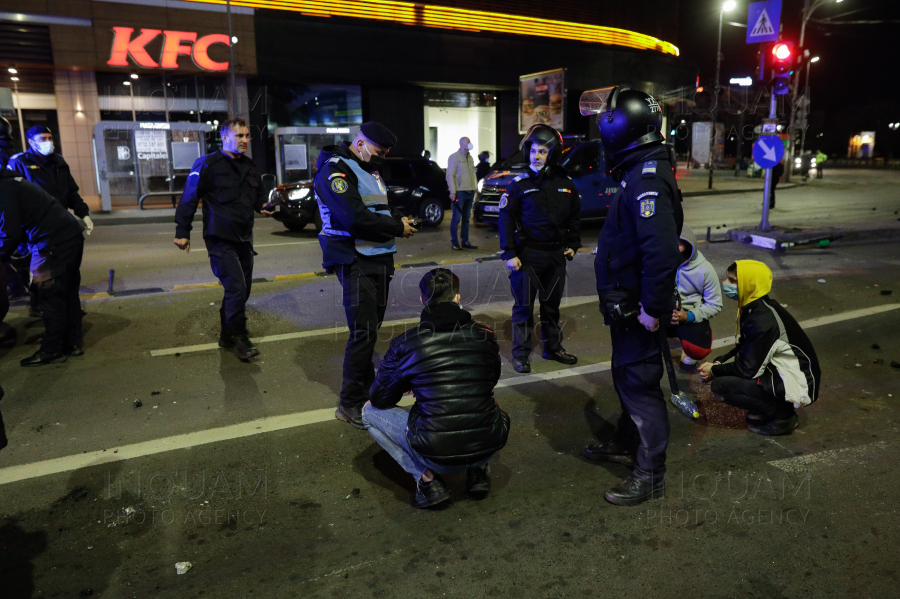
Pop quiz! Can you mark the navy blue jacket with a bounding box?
[8,149,90,218]
[175,150,267,243]
[594,144,683,320]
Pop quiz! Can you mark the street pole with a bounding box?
[226,0,237,118]
[759,87,777,231]
[799,57,816,164]
[709,7,726,190]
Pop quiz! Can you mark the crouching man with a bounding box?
[362,268,510,508]
[699,260,820,435]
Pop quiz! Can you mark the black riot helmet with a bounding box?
[0,117,12,142]
[580,86,664,157]
[519,123,564,167]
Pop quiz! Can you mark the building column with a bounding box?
[54,70,102,212]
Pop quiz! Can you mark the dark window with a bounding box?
[384,161,414,182]
[563,143,600,176]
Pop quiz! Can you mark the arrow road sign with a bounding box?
[753,135,785,169]
[746,0,782,44]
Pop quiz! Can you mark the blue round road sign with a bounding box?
[752,135,785,169]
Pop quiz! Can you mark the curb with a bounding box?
[682,183,797,198]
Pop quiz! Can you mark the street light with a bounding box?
[709,0,736,190]
[799,56,820,160]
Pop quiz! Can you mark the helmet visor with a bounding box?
[578,87,617,116]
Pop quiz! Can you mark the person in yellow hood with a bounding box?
[698,260,820,435]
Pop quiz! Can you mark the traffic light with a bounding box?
[770,42,793,95]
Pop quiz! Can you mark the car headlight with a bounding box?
[477,179,484,193]
[288,188,311,201]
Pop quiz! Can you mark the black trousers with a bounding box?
[0,384,6,451]
[711,376,795,420]
[206,236,254,335]
[509,248,566,360]
[33,238,84,354]
[611,352,669,483]
[336,257,393,408]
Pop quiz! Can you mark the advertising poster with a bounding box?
[134,130,168,161]
[519,68,565,133]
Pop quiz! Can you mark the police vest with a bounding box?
[318,156,396,256]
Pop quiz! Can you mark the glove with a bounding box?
[83,215,94,236]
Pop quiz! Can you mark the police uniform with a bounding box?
[175,149,267,340]
[0,169,86,364]
[499,166,581,363]
[9,149,91,218]
[594,144,683,485]
[314,127,405,425]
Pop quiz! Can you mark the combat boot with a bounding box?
[604,474,665,506]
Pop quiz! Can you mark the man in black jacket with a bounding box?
[314,122,416,429]
[0,169,87,365]
[175,118,275,360]
[499,124,581,373]
[363,268,510,508]
[579,86,683,506]
[699,260,820,435]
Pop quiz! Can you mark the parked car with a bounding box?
[267,156,451,232]
[473,140,620,224]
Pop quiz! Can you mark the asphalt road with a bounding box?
[1,170,899,598]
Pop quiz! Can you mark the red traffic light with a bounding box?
[772,43,792,60]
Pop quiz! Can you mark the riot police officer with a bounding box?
[499,124,581,373]
[174,118,275,360]
[579,86,683,506]
[314,122,417,429]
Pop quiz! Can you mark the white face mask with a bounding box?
[466,142,474,152]
[36,140,54,156]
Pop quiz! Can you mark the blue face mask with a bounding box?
[722,282,738,300]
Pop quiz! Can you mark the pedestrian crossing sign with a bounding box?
[746,0,781,44]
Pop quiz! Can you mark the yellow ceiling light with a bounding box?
[190,0,679,56]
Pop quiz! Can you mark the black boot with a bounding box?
[410,474,452,509]
[334,404,365,430]
[466,466,490,496]
[748,412,798,436]
[604,474,665,506]
[218,329,235,349]
[582,440,636,467]
[542,349,578,365]
[232,333,259,359]
[512,357,531,373]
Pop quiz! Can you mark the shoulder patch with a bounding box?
[328,156,341,164]
[639,196,656,218]
[641,161,658,179]
[499,194,509,209]
[331,178,349,194]
[636,191,659,201]
[557,188,572,193]
[328,172,346,180]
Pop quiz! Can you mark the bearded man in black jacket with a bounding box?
[363,268,510,509]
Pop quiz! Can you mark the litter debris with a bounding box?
[175,562,193,575]
[352,488,360,496]
[872,344,881,350]
[151,391,161,396]
[881,290,893,296]
[817,279,826,284]
[133,400,142,408]
[855,363,862,368]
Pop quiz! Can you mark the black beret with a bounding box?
[26,125,52,140]
[360,121,397,149]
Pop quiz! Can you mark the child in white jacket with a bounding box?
[669,225,723,366]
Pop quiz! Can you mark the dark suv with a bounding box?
[268,156,451,232]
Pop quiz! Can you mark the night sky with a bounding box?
[677,0,900,156]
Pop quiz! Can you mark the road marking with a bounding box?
[149,295,602,357]
[172,282,221,291]
[768,441,889,474]
[3,303,897,485]
[273,273,319,281]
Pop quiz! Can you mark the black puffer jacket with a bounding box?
[369,302,509,466]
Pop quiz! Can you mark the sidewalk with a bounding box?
[92,208,176,226]
[675,166,791,197]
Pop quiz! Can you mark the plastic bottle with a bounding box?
[670,391,700,419]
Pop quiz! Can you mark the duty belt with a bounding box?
[521,239,565,251]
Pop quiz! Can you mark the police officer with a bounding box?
[499,124,581,373]
[0,117,29,306]
[0,168,87,365]
[579,86,683,506]
[174,118,275,360]
[9,126,93,234]
[314,122,417,429]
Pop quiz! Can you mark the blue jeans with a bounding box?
[450,190,475,246]
[362,403,490,481]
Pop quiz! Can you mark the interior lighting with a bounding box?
[190,0,680,55]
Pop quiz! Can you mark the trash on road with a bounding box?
[175,562,193,575]
[133,400,142,408]
[817,279,826,284]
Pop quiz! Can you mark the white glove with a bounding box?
[83,215,94,236]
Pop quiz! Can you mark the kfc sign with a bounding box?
[107,27,231,71]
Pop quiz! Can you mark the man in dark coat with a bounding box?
[363,268,510,508]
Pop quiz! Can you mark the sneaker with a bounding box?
[512,358,531,373]
[410,474,452,509]
[681,354,696,366]
[334,404,365,430]
[233,333,259,360]
[748,412,798,436]
[542,349,578,365]
[466,466,490,496]
[604,474,665,506]
[582,440,636,467]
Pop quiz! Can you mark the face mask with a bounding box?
[466,142,474,152]
[36,141,54,156]
[360,142,384,172]
[722,282,738,300]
